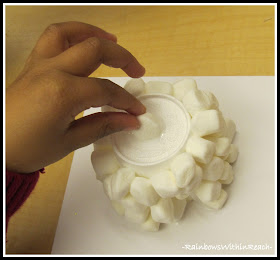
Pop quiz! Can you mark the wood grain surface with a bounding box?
[5,5,275,254]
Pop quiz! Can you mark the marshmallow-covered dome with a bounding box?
[91,78,239,232]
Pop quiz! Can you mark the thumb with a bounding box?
[64,112,140,151]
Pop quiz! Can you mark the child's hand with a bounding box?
[6,22,146,173]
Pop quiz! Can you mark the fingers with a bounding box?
[51,37,145,77]
[29,22,145,78]
[64,112,140,150]
[68,76,146,117]
[32,21,117,59]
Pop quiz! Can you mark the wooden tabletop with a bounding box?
[5,5,275,254]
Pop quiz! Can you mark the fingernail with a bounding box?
[108,33,117,42]
[124,119,141,131]
[134,64,146,78]
[139,104,146,114]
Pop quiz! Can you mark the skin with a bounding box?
[6,21,146,174]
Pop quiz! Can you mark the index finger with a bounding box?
[32,21,117,59]
[51,37,145,78]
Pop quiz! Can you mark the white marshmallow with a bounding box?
[215,137,231,157]
[125,207,150,224]
[91,150,120,181]
[220,161,233,180]
[172,198,187,222]
[121,194,142,208]
[177,165,203,199]
[191,110,226,137]
[186,135,216,164]
[191,165,204,192]
[211,118,236,140]
[103,176,113,199]
[182,89,213,116]
[195,180,222,202]
[122,194,150,224]
[141,214,160,232]
[172,78,197,101]
[226,144,239,163]
[103,168,135,200]
[145,81,173,95]
[176,167,202,200]
[224,118,236,142]
[203,91,219,110]
[202,156,225,181]
[130,177,160,206]
[111,200,125,216]
[150,198,174,223]
[175,193,190,200]
[151,170,179,198]
[204,135,218,143]
[132,112,161,141]
[204,189,228,210]
[170,153,196,188]
[124,78,146,97]
[219,162,234,185]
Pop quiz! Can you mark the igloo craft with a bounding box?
[91,78,238,231]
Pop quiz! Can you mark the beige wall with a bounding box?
[6,5,274,87]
